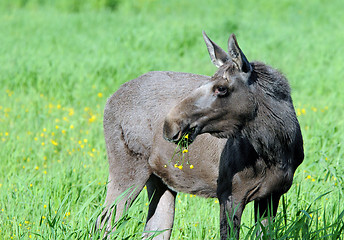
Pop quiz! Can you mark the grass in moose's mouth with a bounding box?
[171,131,194,170]
[169,127,197,169]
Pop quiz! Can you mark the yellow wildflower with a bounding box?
[178,165,183,170]
[182,149,188,154]
[89,115,96,123]
[68,108,74,116]
[190,165,194,169]
[98,93,103,98]
[184,134,189,139]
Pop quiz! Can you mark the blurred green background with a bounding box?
[0,0,343,239]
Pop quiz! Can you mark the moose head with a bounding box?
[163,32,257,144]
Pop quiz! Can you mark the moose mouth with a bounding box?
[172,125,201,145]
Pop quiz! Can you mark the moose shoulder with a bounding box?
[98,32,304,240]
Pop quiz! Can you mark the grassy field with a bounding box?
[1,0,344,239]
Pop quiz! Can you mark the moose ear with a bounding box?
[228,34,252,73]
[202,31,230,68]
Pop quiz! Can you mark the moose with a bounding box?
[98,32,304,239]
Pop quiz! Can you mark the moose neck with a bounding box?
[241,62,298,167]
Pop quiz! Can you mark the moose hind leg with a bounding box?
[97,148,152,236]
[143,174,177,240]
[97,173,150,237]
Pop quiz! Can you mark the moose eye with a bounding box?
[214,86,228,97]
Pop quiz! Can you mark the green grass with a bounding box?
[0,0,343,239]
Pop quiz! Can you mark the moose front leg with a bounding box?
[219,193,244,240]
[254,194,281,239]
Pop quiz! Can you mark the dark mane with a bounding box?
[250,61,292,102]
[243,61,303,167]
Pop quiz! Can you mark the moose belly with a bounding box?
[149,134,226,198]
